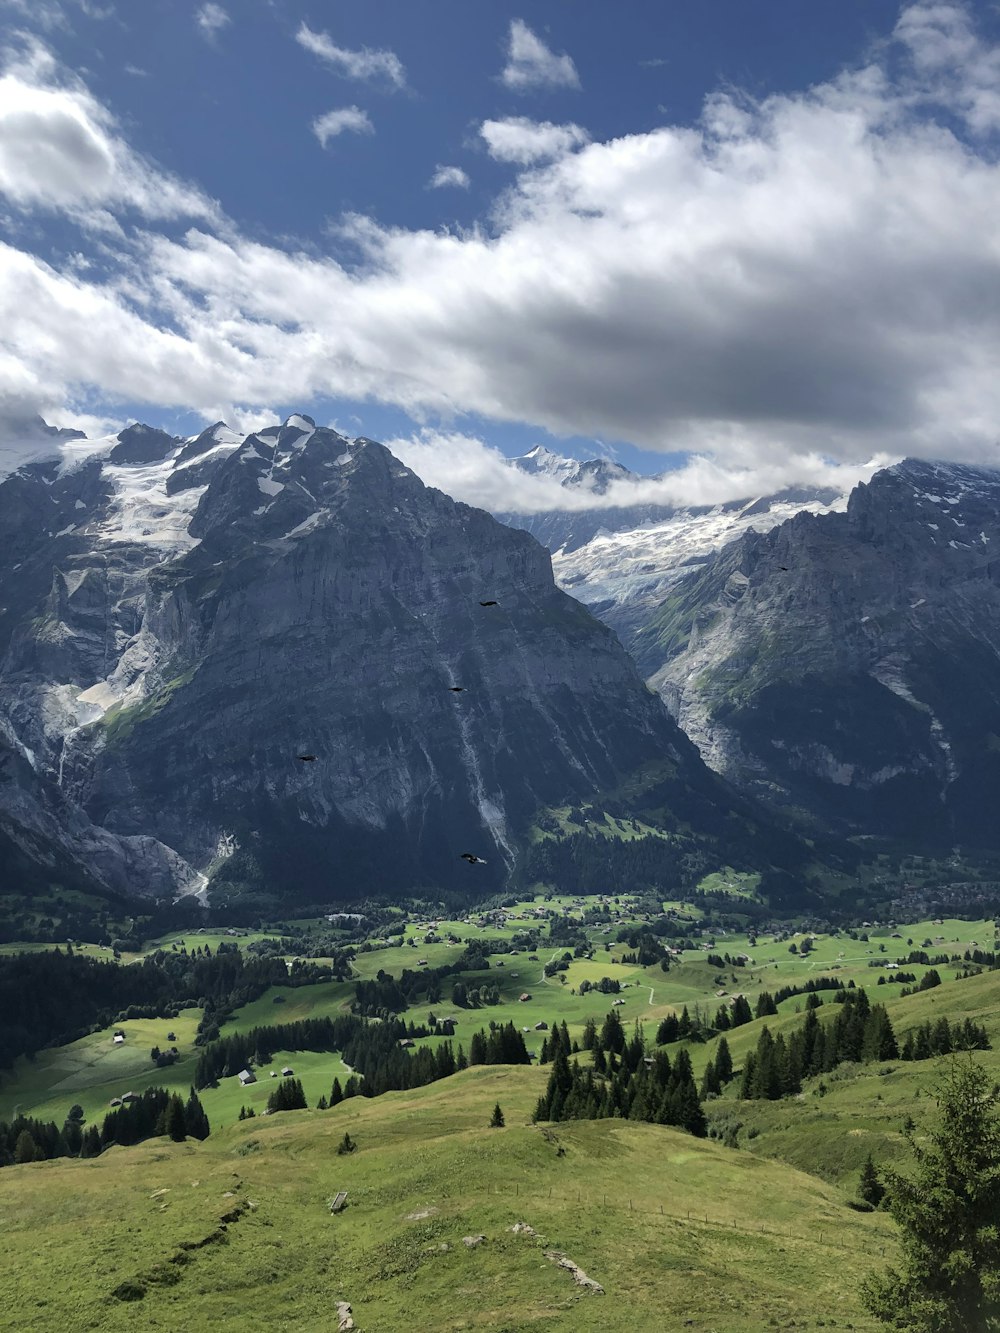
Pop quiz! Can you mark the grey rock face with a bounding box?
[0,418,733,902]
[642,459,1000,847]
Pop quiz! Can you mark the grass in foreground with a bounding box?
[0,1064,896,1332]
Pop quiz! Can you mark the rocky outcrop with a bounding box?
[641,460,1000,848]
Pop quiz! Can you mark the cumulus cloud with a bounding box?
[196,4,230,42]
[295,22,406,90]
[481,116,589,164]
[501,19,580,92]
[429,164,470,189]
[5,4,1000,503]
[0,39,218,222]
[312,106,373,147]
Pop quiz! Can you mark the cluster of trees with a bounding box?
[194,1012,529,1108]
[266,1078,307,1113]
[739,991,898,1100]
[450,981,501,1008]
[467,1023,531,1066]
[534,1031,705,1136]
[0,1087,209,1166]
[897,969,942,997]
[577,976,620,995]
[899,1017,989,1060]
[522,829,707,895]
[0,945,333,1071]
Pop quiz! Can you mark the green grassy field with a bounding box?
[4,907,995,1136]
[0,1064,900,1332]
[700,964,1000,1187]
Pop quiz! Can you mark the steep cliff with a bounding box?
[641,460,1000,848]
[0,418,768,904]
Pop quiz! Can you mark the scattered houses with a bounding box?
[238,1069,256,1086]
[518,992,532,1002]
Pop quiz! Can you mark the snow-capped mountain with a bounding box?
[639,459,1000,848]
[496,448,845,649]
[0,415,760,904]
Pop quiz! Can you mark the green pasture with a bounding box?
[0,1008,205,1128]
[0,1064,898,1332]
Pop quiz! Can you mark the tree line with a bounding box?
[0,945,334,1072]
[0,1086,209,1167]
[533,1012,705,1136]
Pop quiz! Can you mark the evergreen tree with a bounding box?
[656,1014,679,1044]
[329,1077,344,1106]
[714,1036,733,1085]
[14,1130,37,1164]
[863,1060,1000,1331]
[489,1102,505,1128]
[859,1154,885,1208]
[337,1132,356,1155]
[164,1094,187,1142]
[184,1088,210,1140]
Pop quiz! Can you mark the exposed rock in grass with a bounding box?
[336,1300,354,1330]
[510,1222,543,1240]
[462,1235,486,1248]
[405,1207,438,1220]
[544,1251,604,1294]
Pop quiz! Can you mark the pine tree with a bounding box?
[14,1130,37,1164]
[489,1102,505,1128]
[863,1059,1000,1330]
[329,1077,344,1106]
[185,1088,210,1140]
[859,1153,885,1207]
[164,1094,187,1142]
[720,1034,736,1087]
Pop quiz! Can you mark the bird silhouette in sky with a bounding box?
[460,852,487,864]
[297,754,317,762]
[778,566,789,572]
[448,686,466,692]
[479,600,499,607]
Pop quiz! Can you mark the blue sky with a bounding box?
[1,1,1000,506]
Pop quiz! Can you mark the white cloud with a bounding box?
[0,39,218,222]
[196,4,230,42]
[312,106,373,147]
[429,164,470,190]
[501,19,580,92]
[386,429,891,513]
[481,116,589,164]
[295,22,406,90]
[6,4,1000,504]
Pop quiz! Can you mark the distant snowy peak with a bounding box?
[510,444,632,492]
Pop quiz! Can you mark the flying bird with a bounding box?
[778,566,789,572]
[460,852,487,864]
[448,686,466,693]
[479,600,499,607]
[297,754,317,762]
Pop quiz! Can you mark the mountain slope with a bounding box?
[0,417,777,905]
[0,1066,895,1333]
[640,459,1000,847]
[496,448,845,649]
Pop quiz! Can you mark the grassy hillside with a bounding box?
[700,966,1000,1187]
[0,1065,898,1332]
